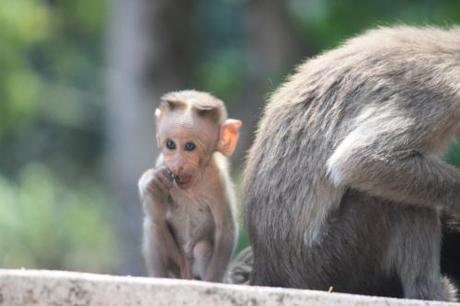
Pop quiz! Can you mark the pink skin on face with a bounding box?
[157,109,219,191]
[161,132,215,191]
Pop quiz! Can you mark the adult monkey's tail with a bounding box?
[225,247,253,284]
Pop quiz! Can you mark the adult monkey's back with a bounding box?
[243,26,460,301]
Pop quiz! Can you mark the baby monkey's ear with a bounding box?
[218,119,242,156]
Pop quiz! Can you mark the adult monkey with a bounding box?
[244,26,460,301]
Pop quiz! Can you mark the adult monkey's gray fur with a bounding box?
[244,26,460,301]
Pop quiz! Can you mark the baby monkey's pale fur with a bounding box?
[244,25,460,300]
[138,90,241,282]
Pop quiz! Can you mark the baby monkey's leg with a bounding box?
[193,241,213,280]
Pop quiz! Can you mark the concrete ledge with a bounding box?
[0,269,458,306]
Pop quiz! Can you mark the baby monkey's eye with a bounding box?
[184,142,196,152]
[166,139,176,150]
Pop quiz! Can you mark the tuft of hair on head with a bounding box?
[161,90,228,124]
[159,92,188,112]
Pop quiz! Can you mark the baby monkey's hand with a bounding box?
[138,165,174,203]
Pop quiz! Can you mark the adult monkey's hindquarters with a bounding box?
[244,26,460,301]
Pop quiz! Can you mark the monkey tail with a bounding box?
[224,247,254,284]
[441,213,460,300]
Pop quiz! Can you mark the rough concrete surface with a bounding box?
[0,269,458,306]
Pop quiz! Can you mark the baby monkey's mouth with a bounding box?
[169,171,193,190]
[176,175,193,189]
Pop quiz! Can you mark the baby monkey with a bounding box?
[138,90,241,282]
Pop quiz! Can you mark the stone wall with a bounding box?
[0,269,457,306]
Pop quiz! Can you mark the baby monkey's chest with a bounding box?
[166,194,215,251]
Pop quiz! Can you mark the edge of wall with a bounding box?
[0,269,457,306]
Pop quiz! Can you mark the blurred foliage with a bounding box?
[192,0,247,101]
[0,0,48,133]
[0,0,112,272]
[0,164,117,272]
[1,0,460,273]
[0,0,105,177]
[193,0,460,101]
[289,0,460,51]
[195,48,247,102]
[445,142,460,168]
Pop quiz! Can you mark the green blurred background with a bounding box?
[1,0,460,275]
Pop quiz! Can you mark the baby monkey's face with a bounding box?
[158,118,219,190]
